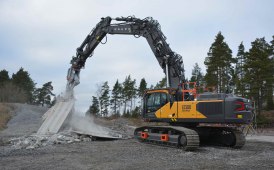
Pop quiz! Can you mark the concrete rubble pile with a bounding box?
[9,131,95,150]
[7,90,125,150]
[109,119,136,139]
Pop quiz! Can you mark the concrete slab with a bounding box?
[37,99,75,135]
[71,130,122,139]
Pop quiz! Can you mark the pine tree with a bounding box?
[0,69,10,86]
[110,80,122,116]
[204,32,235,93]
[138,78,147,98]
[11,67,35,103]
[129,78,137,111]
[154,77,167,89]
[122,75,131,114]
[41,82,55,106]
[99,81,110,117]
[244,38,273,113]
[87,96,100,117]
[122,75,137,114]
[33,82,55,107]
[131,106,141,118]
[266,36,274,110]
[190,63,204,86]
[235,42,246,96]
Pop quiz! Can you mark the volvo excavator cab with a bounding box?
[143,82,197,116]
[143,89,172,119]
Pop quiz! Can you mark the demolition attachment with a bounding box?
[66,56,81,90]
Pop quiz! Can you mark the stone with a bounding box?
[82,137,92,142]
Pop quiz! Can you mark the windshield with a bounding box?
[145,92,168,113]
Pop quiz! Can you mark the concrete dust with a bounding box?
[1,88,124,150]
[37,90,74,135]
[69,112,123,139]
[8,110,123,150]
[7,112,123,150]
[38,89,122,138]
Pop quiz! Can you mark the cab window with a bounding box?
[146,92,168,112]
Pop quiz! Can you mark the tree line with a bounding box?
[0,68,55,106]
[87,75,149,118]
[88,32,274,117]
[87,74,170,117]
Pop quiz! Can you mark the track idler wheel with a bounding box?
[221,130,236,147]
[220,128,246,148]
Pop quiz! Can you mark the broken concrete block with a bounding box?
[82,137,91,142]
[37,98,75,135]
[26,145,35,150]
[74,139,81,142]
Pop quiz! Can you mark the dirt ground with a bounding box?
[0,104,274,170]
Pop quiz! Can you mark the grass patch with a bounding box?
[0,103,13,131]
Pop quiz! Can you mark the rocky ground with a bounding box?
[1,104,274,170]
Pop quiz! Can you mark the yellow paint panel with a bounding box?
[177,101,197,118]
[155,101,208,119]
[177,101,207,119]
[155,102,177,119]
[196,111,207,118]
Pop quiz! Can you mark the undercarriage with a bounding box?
[134,125,245,151]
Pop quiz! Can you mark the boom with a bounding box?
[67,16,185,89]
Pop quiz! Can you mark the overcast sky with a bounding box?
[0,0,273,112]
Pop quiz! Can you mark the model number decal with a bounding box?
[113,27,131,32]
[182,105,191,112]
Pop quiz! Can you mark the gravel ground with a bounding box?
[0,103,47,138]
[1,104,274,170]
[1,139,274,170]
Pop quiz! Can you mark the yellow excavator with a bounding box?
[67,16,252,150]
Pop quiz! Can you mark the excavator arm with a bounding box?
[67,16,185,89]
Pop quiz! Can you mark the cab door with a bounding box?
[143,91,170,119]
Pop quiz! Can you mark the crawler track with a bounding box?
[196,127,246,148]
[222,128,246,148]
[134,126,246,150]
[134,126,199,151]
